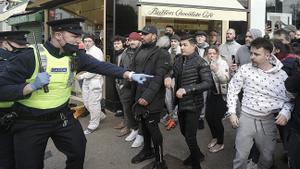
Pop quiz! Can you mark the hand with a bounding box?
[132,73,154,84]
[176,88,186,99]
[275,114,288,126]
[138,98,148,106]
[230,64,238,73]
[210,63,218,73]
[164,77,172,89]
[229,113,239,128]
[30,72,50,91]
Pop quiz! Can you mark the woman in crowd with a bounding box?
[205,46,230,153]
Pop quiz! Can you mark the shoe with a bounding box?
[207,138,217,149]
[246,160,258,169]
[84,128,95,135]
[131,135,144,148]
[209,144,224,153]
[160,114,169,125]
[166,119,176,130]
[100,114,106,121]
[115,110,124,117]
[151,160,168,169]
[125,129,138,141]
[117,127,130,137]
[198,119,204,130]
[183,155,192,166]
[183,153,205,166]
[114,121,125,129]
[131,149,155,164]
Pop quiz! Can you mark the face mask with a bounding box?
[62,43,79,56]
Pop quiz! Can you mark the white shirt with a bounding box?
[227,58,293,120]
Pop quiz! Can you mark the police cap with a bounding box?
[47,18,85,35]
[0,31,30,45]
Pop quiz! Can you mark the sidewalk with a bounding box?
[44,111,288,169]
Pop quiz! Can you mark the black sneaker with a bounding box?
[151,160,168,169]
[131,149,155,164]
[183,153,205,166]
[183,155,192,166]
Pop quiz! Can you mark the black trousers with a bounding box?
[205,94,227,144]
[287,128,300,169]
[141,112,163,162]
[178,110,201,169]
[0,128,14,169]
[12,112,86,169]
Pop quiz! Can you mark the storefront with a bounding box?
[138,0,248,42]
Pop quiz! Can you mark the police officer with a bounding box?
[0,30,30,169]
[0,18,151,169]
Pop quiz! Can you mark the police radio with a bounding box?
[32,32,49,93]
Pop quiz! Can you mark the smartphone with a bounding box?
[232,55,236,64]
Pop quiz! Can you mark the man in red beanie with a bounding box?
[116,32,144,147]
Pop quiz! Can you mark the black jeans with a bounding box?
[287,128,300,169]
[141,112,163,162]
[0,127,14,169]
[205,94,227,144]
[178,110,202,169]
[12,112,86,169]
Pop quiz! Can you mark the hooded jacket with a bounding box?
[227,56,293,119]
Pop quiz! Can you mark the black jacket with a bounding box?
[132,43,171,114]
[173,52,213,113]
[285,65,300,131]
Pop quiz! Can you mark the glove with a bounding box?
[229,113,239,128]
[30,72,50,91]
[131,73,154,84]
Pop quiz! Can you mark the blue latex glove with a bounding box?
[30,72,50,91]
[132,73,154,84]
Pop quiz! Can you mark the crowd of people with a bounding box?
[105,24,300,169]
[0,17,300,169]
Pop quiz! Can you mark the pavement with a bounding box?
[44,111,289,169]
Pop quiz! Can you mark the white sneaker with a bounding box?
[246,160,258,169]
[84,128,95,135]
[131,135,144,148]
[125,129,138,142]
[100,113,106,121]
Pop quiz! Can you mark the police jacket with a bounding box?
[132,42,171,114]
[285,65,300,131]
[0,40,126,115]
[173,52,213,113]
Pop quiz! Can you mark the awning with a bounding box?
[139,0,247,21]
[139,0,246,10]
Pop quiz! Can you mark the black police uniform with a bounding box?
[0,30,30,169]
[0,19,126,169]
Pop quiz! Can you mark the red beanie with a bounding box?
[128,32,142,41]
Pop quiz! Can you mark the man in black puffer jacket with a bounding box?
[130,25,171,169]
[285,60,300,169]
[165,34,213,169]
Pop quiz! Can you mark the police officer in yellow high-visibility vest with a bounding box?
[0,18,152,169]
[0,30,30,169]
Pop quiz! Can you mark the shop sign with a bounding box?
[141,5,247,21]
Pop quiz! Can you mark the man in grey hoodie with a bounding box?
[236,29,262,66]
[227,38,293,169]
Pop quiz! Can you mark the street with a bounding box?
[44,111,288,169]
